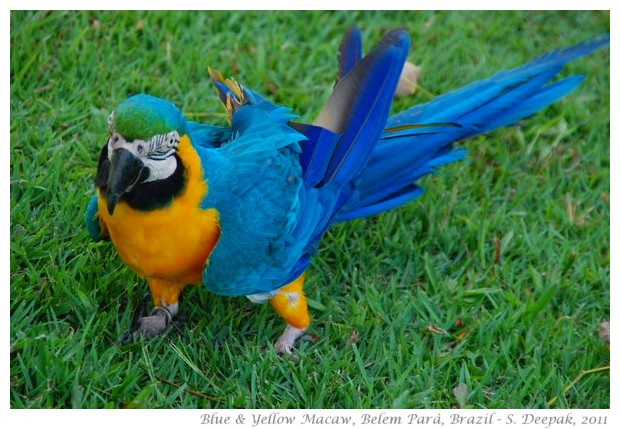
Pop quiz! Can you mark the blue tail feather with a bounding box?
[335,34,609,223]
[290,122,340,190]
[340,185,424,221]
[316,29,411,188]
[337,26,363,82]
[480,75,585,131]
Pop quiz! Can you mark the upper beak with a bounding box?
[107,148,147,215]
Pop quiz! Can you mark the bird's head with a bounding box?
[101,94,188,214]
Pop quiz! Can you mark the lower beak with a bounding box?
[107,148,147,215]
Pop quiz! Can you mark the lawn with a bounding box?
[10,10,610,408]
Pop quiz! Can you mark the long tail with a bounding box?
[334,32,609,222]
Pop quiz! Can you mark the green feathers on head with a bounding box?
[113,94,188,141]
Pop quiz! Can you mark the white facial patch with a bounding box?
[107,122,181,183]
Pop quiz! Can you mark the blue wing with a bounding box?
[201,29,410,296]
[199,105,306,296]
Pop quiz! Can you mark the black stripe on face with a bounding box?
[120,153,186,211]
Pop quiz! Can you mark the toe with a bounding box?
[274,339,292,355]
[274,324,307,355]
[136,313,169,338]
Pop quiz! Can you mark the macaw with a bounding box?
[85,27,609,353]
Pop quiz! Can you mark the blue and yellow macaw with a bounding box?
[85,27,609,353]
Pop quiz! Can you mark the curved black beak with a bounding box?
[107,148,147,215]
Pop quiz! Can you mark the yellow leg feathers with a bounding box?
[147,278,187,312]
[269,274,310,329]
[269,274,311,354]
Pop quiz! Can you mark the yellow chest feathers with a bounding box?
[98,136,219,284]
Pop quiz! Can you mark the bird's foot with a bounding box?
[274,324,309,355]
[117,306,174,344]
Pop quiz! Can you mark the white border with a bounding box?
[5,2,615,424]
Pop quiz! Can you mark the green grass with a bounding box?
[10,10,610,409]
